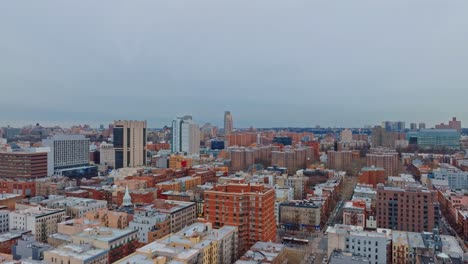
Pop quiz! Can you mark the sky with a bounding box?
[1,1,468,128]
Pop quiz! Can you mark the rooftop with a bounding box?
[46,244,108,260]
[73,227,137,243]
[0,193,22,200]
[236,242,285,263]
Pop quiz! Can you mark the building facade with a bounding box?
[0,151,48,179]
[376,184,439,232]
[204,184,276,255]
[113,120,147,169]
[9,207,66,242]
[42,135,90,175]
[171,116,200,154]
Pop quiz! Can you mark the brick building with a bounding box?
[0,179,35,197]
[376,184,439,232]
[366,148,400,177]
[0,151,48,179]
[204,183,276,255]
[358,167,386,188]
[327,151,353,171]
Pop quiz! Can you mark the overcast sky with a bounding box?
[1,1,467,128]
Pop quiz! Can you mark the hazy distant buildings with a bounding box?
[419,123,426,130]
[407,129,460,149]
[383,121,405,132]
[435,117,462,131]
[113,120,147,169]
[171,116,200,154]
[340,129,353,142]
[224,111,233,135]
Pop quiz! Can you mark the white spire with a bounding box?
[122,185,132,207]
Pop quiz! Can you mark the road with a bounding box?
[439,214,468,252]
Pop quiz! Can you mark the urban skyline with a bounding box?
[1,1,468,128]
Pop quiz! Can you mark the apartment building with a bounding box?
[44,244,108,264]
[44,196,107,218]
[152,200,197,233]
[129,209,170,243]
[376,184,439,232]
[71,227,138,263]
[204,183,276,255]
[9,207,66,242]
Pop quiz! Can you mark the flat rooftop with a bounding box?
[46,244,108,260]
[74,227,137,243]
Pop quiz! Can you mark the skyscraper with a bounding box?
[224,111,233,135]
[113,120,147,169]
[171,116,200,154]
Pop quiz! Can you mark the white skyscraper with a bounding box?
[42,135,90,174]
[171,116,200,154]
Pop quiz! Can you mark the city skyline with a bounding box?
[1,1,468,128]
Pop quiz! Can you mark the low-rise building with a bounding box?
[9,207,66,242]
[0,230,31,254]
[44,244,108,264]
[116,222,238,264]
[0,193,22,210]
[129,208,170,243]
[342,200,366,228]
[71,227,138,263]
[84,208,129,229]
[44,196,107,218]
[327,224,391,264]
[152,200,197,233]
[386,174,416,188]
[12,234,53,261]
[279,200,323,231]
[235,242,287,264]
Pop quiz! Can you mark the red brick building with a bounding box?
[358,167,386,188]
[376,184,439,232]
[204,183,276,255]
[0,152,48,179]
[0,179,35,197]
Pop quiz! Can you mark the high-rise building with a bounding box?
[410,123,417,130]
[418,122,426,130]
[376,184,439,232]
[113,120,147,169]
[366,148,400,177]
[224,111,233,135]
[42,135,90,175]
[204,184,276,255]
[99,142,115,168]
[327,151,353,171]
[171,116,200,154]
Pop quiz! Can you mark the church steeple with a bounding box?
[122,185,132,207]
